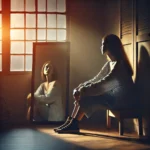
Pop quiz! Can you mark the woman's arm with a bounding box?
[26,83,44,107]
[78,61,118,96]
[85,61,110,84]
[34,83,44,95]
[76,61,110,89]
[34,81,59,105]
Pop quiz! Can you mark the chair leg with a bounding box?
[119,119,124,136]
[106,110,111,129]
[138,117,143,136]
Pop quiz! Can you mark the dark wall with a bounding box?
[0,74,31,124]
[136,42,150,136]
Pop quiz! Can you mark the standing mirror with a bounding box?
[30,42,69,123]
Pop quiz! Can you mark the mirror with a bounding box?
[30,42,69,123]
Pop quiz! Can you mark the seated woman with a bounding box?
[27,61,65,122]
[54,34,136,133]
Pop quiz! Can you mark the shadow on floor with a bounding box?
[0,127,89,150]
[67,131,150,145]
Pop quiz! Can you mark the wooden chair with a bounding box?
[106,109,143,136]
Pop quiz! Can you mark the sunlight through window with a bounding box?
[9,0,66,72]
[0,4,2,71]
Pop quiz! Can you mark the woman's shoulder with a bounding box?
[117,60,129,69]
[50,80,61,87]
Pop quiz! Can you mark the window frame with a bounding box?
[1,0,68,75]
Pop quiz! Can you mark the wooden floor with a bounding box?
[0,125,150,150]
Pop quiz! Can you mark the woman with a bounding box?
[54,34,136,133]
[27,61,65,122]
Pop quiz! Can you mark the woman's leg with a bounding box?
[71,101,85,121]
[54,101,85,132]
[71,100,84,118]
[71,101,80,118]
[55,94,112,133]
[55,99,86,133]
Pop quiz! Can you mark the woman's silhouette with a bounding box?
[54,34,136,133]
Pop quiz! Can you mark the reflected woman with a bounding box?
[27,61,65,122]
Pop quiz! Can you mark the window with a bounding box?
[1,0,67,72]
[0,0,2,71]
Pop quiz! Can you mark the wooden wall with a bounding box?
[119,0,150,136]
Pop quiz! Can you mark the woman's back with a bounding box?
[107,60,136,110]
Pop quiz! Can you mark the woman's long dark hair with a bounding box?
[103,34,133,76]
[41,61,57,81]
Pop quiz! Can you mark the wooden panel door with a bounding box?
[120,0,133,44]
[120,0,135,76]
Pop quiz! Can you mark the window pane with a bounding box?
[0,41,2,53]
[26,41,34,54]
[57,0,66,12]
[47,29,56,40]
[57,15,66,28]
[0,14,2,28]
[38,14,46,28]
[26,14,36,28]
[37,29,46,40]
[11,14,24,28]
[26,0,35,12]
[38,0,46,12]
[11,0,24,11]
[10,55,24,71]
[47,14,56,28]
[11,42,24,54]
[10,29,24,40]
[0,0,2,11]
[25,55,32,71]
[47,0,56,12]
[0,29,2,40]
[26,29,36,40]
[57,29,66,41]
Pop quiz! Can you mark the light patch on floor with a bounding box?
[37,127,150,150]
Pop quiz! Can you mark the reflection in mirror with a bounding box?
[27,42,69,123]
[33,61,65,121]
